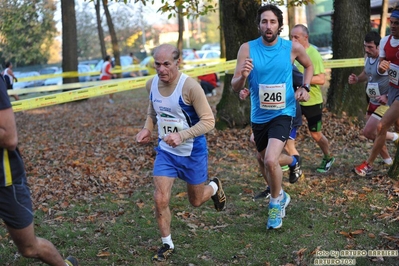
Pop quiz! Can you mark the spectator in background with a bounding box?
[193,48,200,59]
[3,62,19,101]
[146,54,156,76]
[100,55,116,104]
[0,74,78,266]
[129,52,140,64]
[129,52,141,77]
[198,73,219,97]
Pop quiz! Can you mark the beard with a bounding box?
[261,30,279,43]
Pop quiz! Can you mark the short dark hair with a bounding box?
[172,47,180,60]
[364,31,381,47]
[5,61,11,68]
[255,4,283,30]
[104,55,111,61]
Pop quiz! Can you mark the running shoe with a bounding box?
[211,178,226,211]
[377,160,393,168]
[65,256,79,266]
[152,244,174,262]
[353,161,373,177]
[253,186,271,201]
[266,202,282,229]
[281,165,289,172]
[280,191,291,218]
[317,156,335,173]
[289,155,302,183]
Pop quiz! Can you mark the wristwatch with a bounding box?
[301,84,310,92]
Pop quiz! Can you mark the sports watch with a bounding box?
[301,84,310,92]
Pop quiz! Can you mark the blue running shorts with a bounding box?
[289,127,297,140]
[153,148,208,185]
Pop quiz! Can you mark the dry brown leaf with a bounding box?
[350,229,365,235]
[297,248,307,255]
[311,246,322,255]
[175,192,187,198]
[339,231,351,238]
[242,188,253,194]
[362,187,373,192]
[176,211,192,219]
[358,194,367,201]
[136,202,145,209]
[97,251,111,257]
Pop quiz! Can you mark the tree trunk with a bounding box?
[177,6,184,54]
[95,0,107,59]
[327,0,370,118]
[102,0,121,77]
[216,0,260,129]
[379,0,389,37]
[61,0,79,84]
[287,5,296,34]
[219,0,225,59]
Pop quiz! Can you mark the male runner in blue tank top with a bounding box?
[231,4,313,230]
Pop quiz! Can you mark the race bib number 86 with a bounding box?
[366,83,380,98]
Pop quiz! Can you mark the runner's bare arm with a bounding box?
[0,107,18,151]
[231,43,253,92]
[292,41,313,87]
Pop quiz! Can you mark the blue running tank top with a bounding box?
[248,37,296,123]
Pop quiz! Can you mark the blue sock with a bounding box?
[289,156,297,167]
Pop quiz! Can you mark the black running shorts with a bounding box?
[0,180,33,229]
[251,115,292,152]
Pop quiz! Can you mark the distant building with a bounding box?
[307,0,396,46]
[315,0,397,32]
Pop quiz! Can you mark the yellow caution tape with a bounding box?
[15,57,364,83]
[16,64,147,82]
[322,58,364,68]
[11,77,150,112]
[11,57,365,112]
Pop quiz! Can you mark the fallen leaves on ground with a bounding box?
[13,89,399,254]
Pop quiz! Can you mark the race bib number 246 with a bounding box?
[258,83,286,110]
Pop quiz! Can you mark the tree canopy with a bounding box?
[0,0,57,66]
